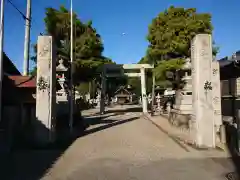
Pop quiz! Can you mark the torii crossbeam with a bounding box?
[99,64,154,114]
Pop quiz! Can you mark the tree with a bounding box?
[30,6,113,85]
[127,77,141,96]
[76,82,90,96]
[147,6,218,80]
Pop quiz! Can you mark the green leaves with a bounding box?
[154,58,185,80]
[31,5,112,85]
[76,82,90,96]
[73,56,113,83]
[146,6,218,80]
[147,6,213,58]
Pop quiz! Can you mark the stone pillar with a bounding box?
[212,61,223,144]
[140,67,147,113]
[191,34,215,148]
[236,77,240,96]
[96,90,101,107]
[35,36,56,145]
[211,61,222,128]
[156,93,161,112]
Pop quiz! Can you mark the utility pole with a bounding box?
[69,0,74,133]
[23,0,31,76]
[0,0,5,123]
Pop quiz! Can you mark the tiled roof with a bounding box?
[3,52,21,75]
[8,76,36,88]
[114,86,131,95]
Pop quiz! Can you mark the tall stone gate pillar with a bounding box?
[191,34,216,148]
[35,36,56,145]
[211,61,222,130]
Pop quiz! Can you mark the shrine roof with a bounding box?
[218,58,234,67]
[217,52,240,79]
[218,50,240,67]
[116,94,129,97]
[8,76,36,88]
[114,86,131,95]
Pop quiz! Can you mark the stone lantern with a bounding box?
[168,58,192,127]
[155,85,164,95]
[127,84,132,90]
[56,59,68,97]
[126,85,133,103]
[56,59,69,115]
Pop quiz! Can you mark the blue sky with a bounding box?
[4,0,240,73]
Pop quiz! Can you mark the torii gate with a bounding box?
[99,64,154,114]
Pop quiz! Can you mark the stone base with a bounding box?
[57,100,69,116]
[34,119,55,146]
[173,105,192,115]
[169,109,191,129]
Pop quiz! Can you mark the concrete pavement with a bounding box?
[1,105,237,180]
[41,106,236,180]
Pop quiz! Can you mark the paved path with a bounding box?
[1,106,236,180]
[41,106,235,180]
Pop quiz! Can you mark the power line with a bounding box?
[7,0,30,21]
[7,0,43,36]
[6,0,43,35]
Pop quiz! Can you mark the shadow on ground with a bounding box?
[0,111,139,180]
[105,106,143,114]
[82,116,139,137]
[84,106,143,117]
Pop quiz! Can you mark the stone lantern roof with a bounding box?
[182,58,191,70]
[56,59,68,72]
